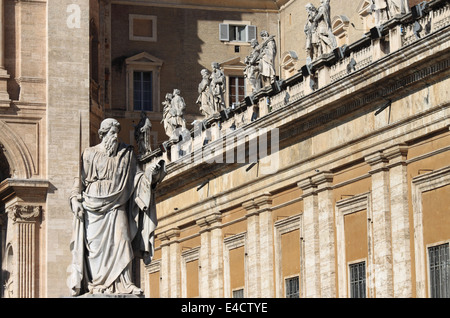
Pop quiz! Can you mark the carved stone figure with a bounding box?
[304,0,336,60]
[258,30,277,86]
[244,39,262,94]
[372,0,409,25]
[196,69,214,117]
[69,118,166,296]
[134,111,152,158]
[161,89,187,140]
[315,0,337,57]
[171,89,187,130]
[161,93,173,138]
[305,3,319,61]
[210,62,226,112]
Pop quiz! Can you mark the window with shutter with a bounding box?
[219,23,229,41]
[219,23,256,43]
[246,25,257,42]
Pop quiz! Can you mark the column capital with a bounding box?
[384,144,408,167]
[311,172,333,191]
[253,193,272,210]
[6,204,41,223]
[158,227,180,244]
[297,177,317,197]
[365,152,388,174]
[242,199,259,217]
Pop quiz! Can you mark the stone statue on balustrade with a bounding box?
[69,118,166,297]
[304,0,337,61]
[371,0,409,26]
[243,31,277,94]
[196,68,215,118]
[244,39,262,94]
[161,89,187,140]
[259,30,277,87]
[210,62,226,112]
[134,111,152,159]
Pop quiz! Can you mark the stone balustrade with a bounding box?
[141,0,450,171]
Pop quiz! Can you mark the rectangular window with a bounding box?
[219,23,256,43]
[285,276,299,298]
[429,243,450,298]
[229,76,246,107]
[232,288,244,298]
[133,71,153,111]
[349,261,366,298]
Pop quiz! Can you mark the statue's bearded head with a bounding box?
[99,118,121,156]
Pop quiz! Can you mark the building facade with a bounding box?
[0,0,449,298]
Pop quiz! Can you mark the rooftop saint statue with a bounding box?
[69,118,166,296]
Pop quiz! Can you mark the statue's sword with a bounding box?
[77,111,83,204]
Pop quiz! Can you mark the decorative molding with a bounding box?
[411,165,450,298]
[335,192,374,298]
[6,205,41,223]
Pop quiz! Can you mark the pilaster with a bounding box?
[365,151,393,297]
[158,228,180,298]
[196,212,223,298]
[5,204,41,298]
[297,177,321,297]
[242,199,260,297]
[385,144,412,298]
[253,193,274,298]
[311,172,336,297]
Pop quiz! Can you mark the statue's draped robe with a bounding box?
[69,143,158,296]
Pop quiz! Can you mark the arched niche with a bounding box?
[0,120,35,179]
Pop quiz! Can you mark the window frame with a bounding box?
[348,260,367,298]
[125,52,163,113]
[228,75,246,108]
[284,275,300,298]
[427,241,450,298]
[219,21,256,44]
[129,14,157,42]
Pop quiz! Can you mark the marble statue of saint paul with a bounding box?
[69,118,166,296]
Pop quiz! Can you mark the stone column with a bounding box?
[297,177,321,297]
[158,228,180,298]
[196,217,210,298]
[5,204,41,298]
[208,213,223,298]
[312,172,336,297]
[242,199,260,297]
[254,193,274,298]
[196,212,223,297]
[385,144,412,297]
[365,152,393,298]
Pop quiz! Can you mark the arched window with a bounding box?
[280,51,298,80]
[332,15,350,47]
[0,145,10,183]
[357,0,376,32]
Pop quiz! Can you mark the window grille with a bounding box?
[285,276,299,298]
[232,288,244,298]
[349,261,366,298]
[429,243,450,298]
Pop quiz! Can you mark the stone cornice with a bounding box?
[0,179,50,203]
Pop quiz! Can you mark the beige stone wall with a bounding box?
[146,1,450,298]
[45,0,90,297]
